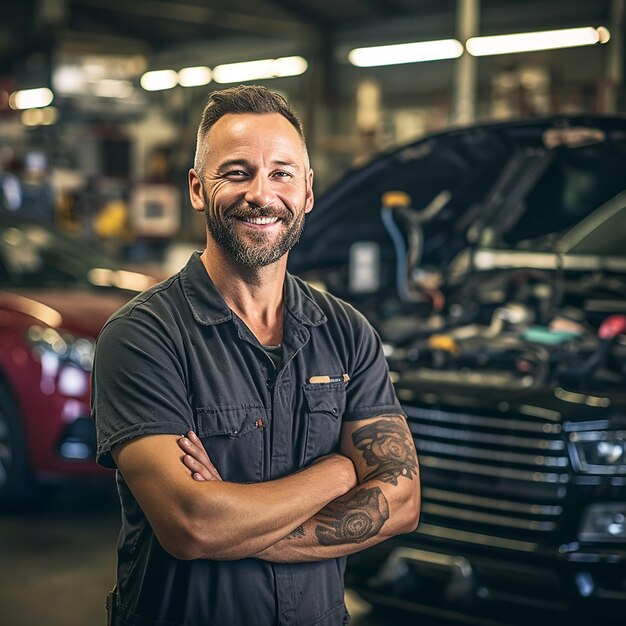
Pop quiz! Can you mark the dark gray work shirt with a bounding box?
[92,251,403,626]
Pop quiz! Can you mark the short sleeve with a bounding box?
[343,312,405,422]
[91,315,194,469]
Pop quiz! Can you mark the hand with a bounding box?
[178,431,222,481]
[311,453,358,492]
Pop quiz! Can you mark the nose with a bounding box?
[244,173,274,209]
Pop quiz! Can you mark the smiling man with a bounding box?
[92,85,420,626]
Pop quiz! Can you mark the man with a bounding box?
[92,85,420,626]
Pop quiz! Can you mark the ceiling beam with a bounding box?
[71,0,315,38]
[75,6,163,46]
[260,0,332,29]
[354,0,412,18]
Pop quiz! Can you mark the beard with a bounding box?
[203,190,306,268]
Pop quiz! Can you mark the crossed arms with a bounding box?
[112,414,420,562]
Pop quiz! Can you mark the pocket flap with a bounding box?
[303,385,346,417]
[196,404,265,437]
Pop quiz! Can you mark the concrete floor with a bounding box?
[0,482,427,626]
[0,483,119,626]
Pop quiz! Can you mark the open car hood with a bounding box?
[290,115,626,284]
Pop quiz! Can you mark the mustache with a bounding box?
[199,190,293,221]
[227,204,292,221]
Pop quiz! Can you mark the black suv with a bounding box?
[290,116,626,625]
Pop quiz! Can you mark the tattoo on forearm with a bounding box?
[286,525,305,540]
[315,487,389,546]
[352,417,418,486]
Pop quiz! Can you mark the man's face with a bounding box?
[190,112,314,268]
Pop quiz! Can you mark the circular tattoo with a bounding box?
[342,510,373,540]
[370,433,410,463]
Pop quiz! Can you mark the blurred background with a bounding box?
[0,1,624,625]
[0,0,622,263]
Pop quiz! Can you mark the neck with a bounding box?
[200,244,287,345]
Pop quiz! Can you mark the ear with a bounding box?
[304,168,314,214]
[188,169,205,212]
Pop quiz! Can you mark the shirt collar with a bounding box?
[181,251,326,327]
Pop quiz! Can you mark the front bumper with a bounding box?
[346,535,626,625]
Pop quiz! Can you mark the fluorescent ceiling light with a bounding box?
[9,87,54,110]
[213,56,308,84]
[467,26,610,57]
[140,69,178,91]
[178,66,212,87]
[349,39,463,67]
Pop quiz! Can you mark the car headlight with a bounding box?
[579,502,626,542]
[27,325,95,396]
[568,430,626,475]
[27,325,95,371]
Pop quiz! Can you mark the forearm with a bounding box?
[165,454,357,560]
[114,434,358,562]
[169,413,421,563]
[254,471,420,563]
[255,415,422,563]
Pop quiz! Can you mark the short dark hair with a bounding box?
[194,85,307,173]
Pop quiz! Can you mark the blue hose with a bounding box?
[381,207,411,302]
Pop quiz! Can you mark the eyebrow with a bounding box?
[216,158,300,171]
[272,160,299,169]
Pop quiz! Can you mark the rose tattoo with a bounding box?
[352,417,418,485]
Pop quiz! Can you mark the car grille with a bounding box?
[404,404,569,552]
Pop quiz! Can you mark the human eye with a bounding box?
[224,169,248,179]
[272,170,293,179]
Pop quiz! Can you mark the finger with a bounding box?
[183,455,220,481]
[185,432,223,480]
[182,454,214,481]
[178,436,222,480]
[179,432,210,464]
[178,434,210,464]
[187,431,212,462]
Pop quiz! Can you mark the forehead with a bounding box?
[204,112,306,165]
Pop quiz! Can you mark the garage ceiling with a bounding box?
[1,0,615,72]
[0,0,452,70]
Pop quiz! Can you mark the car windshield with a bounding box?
[557,191,626,256]
[0,221,118,288]
[514,191,626,258]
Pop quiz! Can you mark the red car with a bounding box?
[0,219,156,505]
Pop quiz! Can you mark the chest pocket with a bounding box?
[195,404,266,482]
[302,383,346,464]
